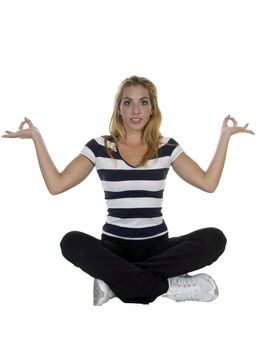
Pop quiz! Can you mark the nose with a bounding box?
[132,103,141,115]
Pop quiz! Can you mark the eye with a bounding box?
[141,100,148,105]
[123,100,130,106]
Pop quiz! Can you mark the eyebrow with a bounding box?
[122,96,150,100]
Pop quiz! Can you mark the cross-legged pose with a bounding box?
[2,76,254,306]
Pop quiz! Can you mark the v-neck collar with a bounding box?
[116,143,142,168]
[105,136,166,168]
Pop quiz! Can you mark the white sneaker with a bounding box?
[93,279,115,306]
[162,273,219,302]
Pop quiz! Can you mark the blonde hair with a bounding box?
[104,76,162,166]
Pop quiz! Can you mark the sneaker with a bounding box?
[93,279,115,306]
[162,273,219,302]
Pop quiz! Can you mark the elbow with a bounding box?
[203,182,217,193]
[48,185,63,195]
[49,182,69,195]
[202,175,218,193]
[205,187,216,193]
[49,188,60,195]
[46,175,65,195]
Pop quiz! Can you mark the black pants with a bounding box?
[60,227,226,304]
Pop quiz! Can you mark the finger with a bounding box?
[225,117,237,128]
[241,123,255,134]
[19,121,26,130]
[224,114,231,121]
[223,115,231,127]
[236,127,255,135]
[1,131,17,138]
[24,117,34,127]
[229,117,238,127]
[245,129,255,135]
[223,115,238,128]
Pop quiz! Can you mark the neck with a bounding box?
[121,131,145,146]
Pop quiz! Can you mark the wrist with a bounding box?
[220,130,231,141]
[31,129,42,142]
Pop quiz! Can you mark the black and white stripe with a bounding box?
[80,136,184,240]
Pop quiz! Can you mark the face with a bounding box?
[119,84,152,135]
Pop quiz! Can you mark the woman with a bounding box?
[2,76,254,306]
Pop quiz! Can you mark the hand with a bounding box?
[2,117,40,139]
[221,115,255,137]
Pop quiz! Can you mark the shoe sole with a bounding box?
[93,279,105,306]
[196,273,219,302]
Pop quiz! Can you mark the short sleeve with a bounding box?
[80,139,97,165]
[170,139,185,164]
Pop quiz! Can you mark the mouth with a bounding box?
[130,118,142,124]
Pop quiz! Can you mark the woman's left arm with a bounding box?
[172,115,255,193]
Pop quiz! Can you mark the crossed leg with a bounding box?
[60,227,226,304]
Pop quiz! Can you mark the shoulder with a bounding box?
[80,136,112,164]
[84,136,116,149]
[80,137,104,160]
[82,135,117,156]
[85,136,104,148]
[158,136,185,162]
[159,136,181,147]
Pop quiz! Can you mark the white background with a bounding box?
[0,0,275,349]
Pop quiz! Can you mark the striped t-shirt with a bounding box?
[80,136,184,240]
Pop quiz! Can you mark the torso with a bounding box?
[117,142,148,168]
[80,136,183,240]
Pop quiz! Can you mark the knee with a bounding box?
[206,227,227,255]
[60,231,84,259]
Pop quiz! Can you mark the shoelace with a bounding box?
[169,276,200,301]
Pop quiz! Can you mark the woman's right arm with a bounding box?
[2,117,94,195]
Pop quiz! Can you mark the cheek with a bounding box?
[119,106,126,117]
[145,105,153,117]
[120,105,131,114]
[119,110,131,123]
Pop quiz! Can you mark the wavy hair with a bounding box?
[104,76,162,166]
